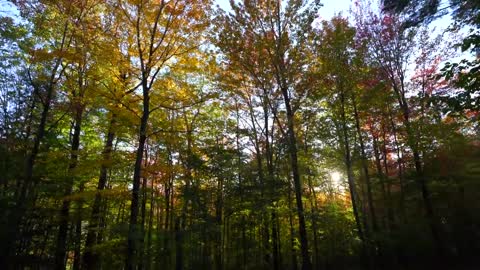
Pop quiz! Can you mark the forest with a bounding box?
[0,0,479,269]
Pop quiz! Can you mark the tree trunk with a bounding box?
[394,83,444,256]
[381,124,395,227]
[281,88,311,270]
[247,97,270,267]
[139,146,149,270]
[338,90,368,269]
[372,134,389,230]
[126,80,150,269]
[0,83,54,267]
[215,174,224,270]
[288,183,298,270]
[351,94,378,234]
[83,114,116,269]
[389,111,406,221]
[73,182,85,270]
[55,100,84,269]
[176,124,194,270]
[146,174,155,270]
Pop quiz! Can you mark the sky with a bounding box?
[216,0,354,20]
[2,0,352,24]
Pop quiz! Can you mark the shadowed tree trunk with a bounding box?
[83,114,116,269]
[55,95,85,270]
[281,86,312,270]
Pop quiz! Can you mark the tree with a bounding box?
[110,1,211,268]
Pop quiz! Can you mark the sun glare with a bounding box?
[330,171,342,187]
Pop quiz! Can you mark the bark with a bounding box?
[304,133,319,268]
[393,79,444,255]
[281,88,311,270]
[73,182,85,270]
[235,102,248,269]
[1,21,68,265]
[55,100,84,270]
[351,94,378,233]
[175,120,194,270]
[126,80,150,269]
[146,175,154,270]
[288,183,298,270]
[338,90,368,269]
[263,90,279,270]
[139,146,149,270]
[372,134,389,229]
[83,115,116,269]
[215,173,224,270]
[389,112,406,221]
[381,124,395,227]
[1,83,54,267]
[246,97,270,267]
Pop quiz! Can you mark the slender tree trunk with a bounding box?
[126,79,150,269]
[73,182,84,270]
[288,183,298,270]
[394,84,444,256]
[55,96,84,270]
[1,84,54,267]
[307,176,319,269]
[372,134,389,229]
[146,174,154,270]
[234,102,247,269]
[176,124,194,270]
[83,115,116,269]
[215,174,224,270]
[247,97,270,267]
[352,95,378,234]
[263,91,279,270]
[281,89,311,270]
[381,124,395,227]
[389,112,406,221]
[304,132,319,269]
[139,145,149,270]
[2,22,69,263]
[338,90,369,269]
[163,137,173,266]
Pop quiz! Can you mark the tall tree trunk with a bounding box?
[55,100,84,270]
[234,101,247,269]
[146,174,155,270]
[372,134,389,229]
[83,114,116,269]
[307,176,319,269]
[263,90,279,270]
[394,83,444,255]
[288,183,298,270]
[1,20,68,264]
[215,174,224,270]
[389,111,406,221]
[303,133,319,269]
[281,88,311,270]
[73,182,85,270]
[163,135,174,266]
[176,123,194,270]
[139,146,149,270]
[351,94,378,234]
[381,123,395,227]
[247,97,270,267]
[338,90,368,269]
[0,84,54,267]
[126,79,150,270]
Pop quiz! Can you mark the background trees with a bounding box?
[0,0,479,269]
